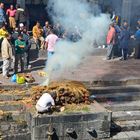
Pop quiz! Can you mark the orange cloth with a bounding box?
[32,25,43,38]
[106,27,116,45]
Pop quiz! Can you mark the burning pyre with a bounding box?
[31,81,90,106]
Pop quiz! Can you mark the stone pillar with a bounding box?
[17,0,25,9]
[121,0,132,25]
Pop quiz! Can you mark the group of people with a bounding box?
[1,25,29,79]
[0,2,60,79]
[0,2,28,30]
[106,18,140,61]
[0,21,60,79]
[0,4,81,81]
[1,1,140,82]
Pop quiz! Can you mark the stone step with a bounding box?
[0,120,31,140]
[89,85,140,94]
[0,121,28,133]
[0,110,28,122]
[0,94,30,101]
[85,79,140,87]
[112,111,140,121]
[0,83,37,90]
[93,92,140,103]
[102,100,140,111]
[110,130,140,140]
[0,101,25,112]
[114,120,140,132]
[0,131,31,140]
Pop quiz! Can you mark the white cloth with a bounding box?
[36,93,55,112]
[1,38,14,59]
[2,58,11,76]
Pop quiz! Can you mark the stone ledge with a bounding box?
[31,101,111,140]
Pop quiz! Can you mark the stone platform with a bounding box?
[31,101,111,140]
[0,85,111,140]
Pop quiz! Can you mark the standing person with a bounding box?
[32,21,44,49]
[22,27,31,69]
[53,23,63,38]
[0,2,6,28]
[14,34,26,74]
[43,21,50,38]
[6,5,16,30]
[137,19,140,27]
[0,24,8,39]
[45,29,58,59]
[11,27,19,44]
[105,23,116,60]
[15,4,26,26]
[119,22,130,60]
[18,23,24,34]
[0,24,8,49]
[114,21,121,57]
[1,34,14,78]
[131,25,140,59]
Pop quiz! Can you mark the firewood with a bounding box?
[30,81,90,106]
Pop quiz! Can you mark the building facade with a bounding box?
[1,0,140,28]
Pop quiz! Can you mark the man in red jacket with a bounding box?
[106,23,116,60]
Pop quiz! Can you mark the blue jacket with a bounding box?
[0,8,5,23]
[134,29,140,40]
[119,28,130,49]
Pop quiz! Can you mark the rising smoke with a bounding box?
[44,0,111,84]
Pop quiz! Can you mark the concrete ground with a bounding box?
[56,55,140,82]
[0,48,140,85]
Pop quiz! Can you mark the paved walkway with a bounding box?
[0,49,140,85]
[51,55,140,82]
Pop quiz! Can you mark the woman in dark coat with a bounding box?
[132,26,140,59]
[119,24,130,60]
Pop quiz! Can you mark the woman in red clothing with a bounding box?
[6,5,17,29]
[106,23,116,60]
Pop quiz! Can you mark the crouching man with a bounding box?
[36,92,56,113]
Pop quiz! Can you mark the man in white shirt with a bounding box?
[45,29,58,59]
[36,92,56,113]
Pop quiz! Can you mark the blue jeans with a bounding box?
[46,51,54,68]
[48,51,54,59]
[121,48,128,60]
[47,51,60,71]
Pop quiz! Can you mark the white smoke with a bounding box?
[44,0,111,84]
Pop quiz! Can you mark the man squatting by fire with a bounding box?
[35,92,56,113]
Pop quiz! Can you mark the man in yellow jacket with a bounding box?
[32,21,44,49]
[0,24,8,39]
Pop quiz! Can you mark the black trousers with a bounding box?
[135,43,140,59]
[14,54,24,74]
[121,48,128,60]
[24,51,30,68]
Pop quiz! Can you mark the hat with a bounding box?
[19,23,24,27]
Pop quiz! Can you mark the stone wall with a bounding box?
[31,103,112,140]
